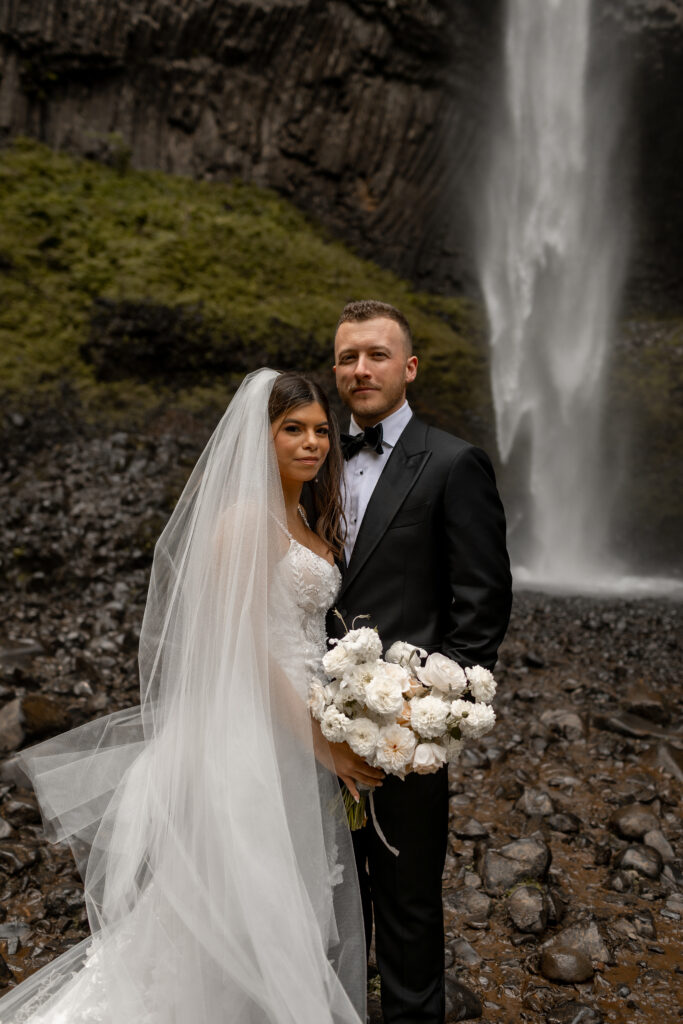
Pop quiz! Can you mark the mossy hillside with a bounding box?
[0,138,488,437]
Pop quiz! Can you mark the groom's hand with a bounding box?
[328,741,384,802]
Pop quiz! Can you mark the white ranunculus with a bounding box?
[465,665,497,703]
[307,681,328,720]
[364,664,406,717]
[339,662,376,704]
[412,741,448,774]
[458,702,496,740]
[410,694,450,739]
[385,641,427,672]
[374,724,416,774]
[448,698,473,724]
[338,626,382,664]
[322,641,356,679]
[417,653,468,696]
[345,718,380,759]
[320,705,351,743]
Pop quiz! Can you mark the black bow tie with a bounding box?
[341,424,384,460]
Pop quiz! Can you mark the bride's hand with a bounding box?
[327,741,384,802]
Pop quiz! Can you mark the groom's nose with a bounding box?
[354,354,372,378]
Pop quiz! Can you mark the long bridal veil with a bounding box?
[0,369,366,1024]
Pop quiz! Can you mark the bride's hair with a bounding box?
[268,372,345,559]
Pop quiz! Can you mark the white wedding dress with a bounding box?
[0,370,365,1024]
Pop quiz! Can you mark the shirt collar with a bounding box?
[349,401,412,449]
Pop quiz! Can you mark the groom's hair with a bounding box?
[335,300,413,354]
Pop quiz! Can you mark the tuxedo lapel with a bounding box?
[340,417,430,596]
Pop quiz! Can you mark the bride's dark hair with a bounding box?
[268,372,346,559]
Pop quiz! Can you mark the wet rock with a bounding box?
[610,803,660,840]
[543,918,612,965]
[0,637,45,668]
[593,711,670,739]
[615,844,663,879]
[624,688,671,725]
[539,947,594,983]
[540,709,586,741]
[478,837,551,896]
[452,818,489,840]
[0,842,39,874]
[547,812,581,834]
[0,952,13,984]
[3,795,40,826]
[643,829,675,864]
[444,978,482,1022]
[515,787,554,817]
[449,937,482,967]
[20,694,70,739]
[545,1001,604,1024]
[606,870,633,893]
[0,699,25,753]
[656,742,683,782]
[507,884,548,934]
[632,908,657,939]
[444,887,492,928]
[44,881,85,916]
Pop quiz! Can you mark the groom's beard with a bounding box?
[342,381,407,425]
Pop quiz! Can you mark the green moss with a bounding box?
[0,138,487,433]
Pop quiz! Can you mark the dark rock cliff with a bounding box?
[0,0,502,294]
[1,1,682,302]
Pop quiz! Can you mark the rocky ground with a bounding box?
[0,414,681,1023]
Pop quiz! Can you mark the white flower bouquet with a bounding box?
[308,624,497,830]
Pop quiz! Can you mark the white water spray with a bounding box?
[478,0,630,590]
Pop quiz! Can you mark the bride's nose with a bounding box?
[302,431,318,450]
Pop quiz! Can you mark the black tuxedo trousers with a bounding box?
[329,416,512,1024]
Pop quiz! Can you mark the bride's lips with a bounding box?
[297,457,320,465]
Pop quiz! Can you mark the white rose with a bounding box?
[320,705,351,743]
[374,724,416,774]
[307,681,328,720]
[412,742,448,774]
[458,702,496,740]
[338,626,382,664]
[410,694,450,739]
[381,661,412,694]
[345,718,380,759]
[322,641,356,679]
[385,641,427,672]
[465,665,497,703]
[364,664,406,717]
[417,653,468,696]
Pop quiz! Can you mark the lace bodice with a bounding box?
[284,539,341,680]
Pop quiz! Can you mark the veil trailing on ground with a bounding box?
[0,369,366,1024]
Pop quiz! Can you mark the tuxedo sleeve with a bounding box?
[441,445,512,669]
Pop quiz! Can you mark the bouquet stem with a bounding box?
[342,785,367,830]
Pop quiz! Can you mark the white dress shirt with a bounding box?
[342,401,413,563]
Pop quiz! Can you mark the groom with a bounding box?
[329,300,512,1024]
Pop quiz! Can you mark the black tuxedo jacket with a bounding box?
[330,415,512,670]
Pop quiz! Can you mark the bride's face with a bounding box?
[271,401,330,487]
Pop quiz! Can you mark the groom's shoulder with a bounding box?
[406,416,479,461]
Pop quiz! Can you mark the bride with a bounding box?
[0,369,381,1024]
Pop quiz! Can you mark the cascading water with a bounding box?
[478,0,629,589]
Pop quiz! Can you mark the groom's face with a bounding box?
[333,317,418,427]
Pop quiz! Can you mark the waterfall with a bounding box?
[478,0,629,589]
